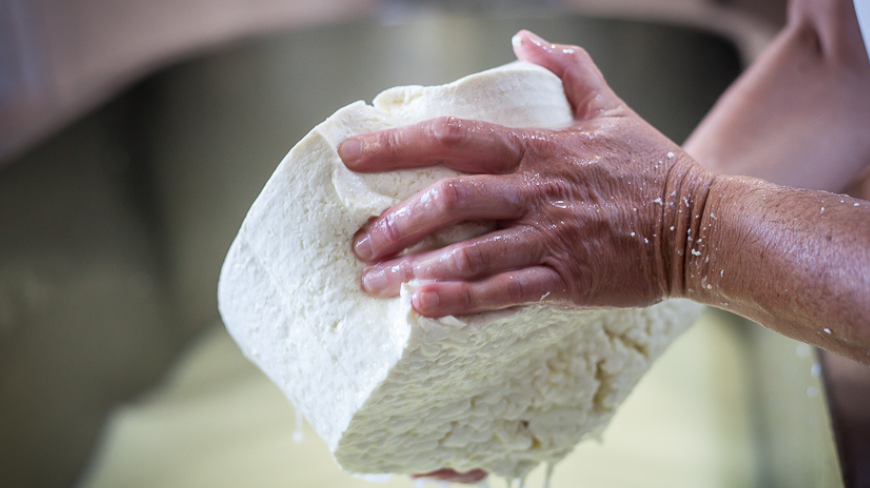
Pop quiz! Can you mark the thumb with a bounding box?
[512,30,620,119]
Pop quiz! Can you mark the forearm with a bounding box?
[683,0,870,193]
[678,174,870,363]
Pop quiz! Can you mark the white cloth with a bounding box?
[857,0,870,60]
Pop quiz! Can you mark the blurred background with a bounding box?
[1,1,865,487]
[0,0,783,162]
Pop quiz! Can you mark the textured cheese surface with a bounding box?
[217,61,702,479]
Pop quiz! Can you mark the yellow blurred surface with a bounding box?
[77,311,767,488]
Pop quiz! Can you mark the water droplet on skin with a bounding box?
[811,363,821,377]
[821,207,825,214]
[667,151,675,159]
[823,327,832,334]
[630,232,635,237]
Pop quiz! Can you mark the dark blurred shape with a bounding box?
[715,0,788,27]
[822,351,870,488]
[0,0,376,163]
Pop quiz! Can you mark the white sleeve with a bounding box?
[857,0,870,61]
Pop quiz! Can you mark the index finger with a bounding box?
[338,116,526,174]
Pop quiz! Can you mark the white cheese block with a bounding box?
[217,61,702,479]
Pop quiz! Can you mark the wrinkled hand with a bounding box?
[339,30,711,319]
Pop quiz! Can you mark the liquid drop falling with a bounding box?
[542,463,555,488]
[292,408,305,443]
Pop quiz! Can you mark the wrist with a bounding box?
[672,171,766,306]
[658,159,720,300]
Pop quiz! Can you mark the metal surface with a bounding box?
[0,13,841,488]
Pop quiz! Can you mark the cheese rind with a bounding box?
[217,61,701,478]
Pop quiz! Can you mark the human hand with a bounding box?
[339,30,714,318]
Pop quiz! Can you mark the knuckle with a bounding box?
[394,260,415,283]
[457,284,476,311]
[450,245,485,279]
[551,269,571,299]
[434,178,467,212]
[431,116,465,147]
[569,46,592,64]
[505,276,527,303]
[379,130,403,160]
[494,132,528,174]
[378,213,403,246]
[535,132,562,155]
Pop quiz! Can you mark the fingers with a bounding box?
[354,175,525,261]
[411,468,488,484]
[339,116,526,174]
[411,266,566,317]
[361,228,544,296]
[511,29,620,119]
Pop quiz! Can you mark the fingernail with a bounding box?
[362,267,388,293]
[413,290,439,313]
[338,139,363,165]
[511,33,523,48]
[523,30,547,47]
[354,233,374,261]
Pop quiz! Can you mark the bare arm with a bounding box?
[679,0,870,361]
[678,173,870,363]
[683,0,870,195]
